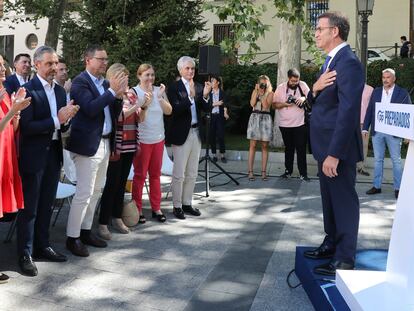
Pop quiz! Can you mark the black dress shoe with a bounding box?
[395,190,399,199]
[313,259,354,276]
[304,244,335,259]
[33,247,67,262]
[152,211,167,222]
[366,187,381,195]
[0,273,10,284]
[221,157,227,164]
[19,255,38,277]
[182,205,201,216]
[173,207,186,219]
[66,237,89,257]
[80,230,107,248]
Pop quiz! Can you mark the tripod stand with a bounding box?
[199,113,239,197]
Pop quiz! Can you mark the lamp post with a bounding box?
[357,0,375,75]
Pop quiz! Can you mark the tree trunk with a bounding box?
[45,0,68,50]
[272,19,302,148]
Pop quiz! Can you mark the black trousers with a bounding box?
[279,125,308,176]
[318,160,359,264]
[210,113,225,154]
[99,152,134,225]
[17,141,61,256]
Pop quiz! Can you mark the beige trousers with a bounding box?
[66,139,110,238]
[171,128,201,207]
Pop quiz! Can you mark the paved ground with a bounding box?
[0,151,398,311]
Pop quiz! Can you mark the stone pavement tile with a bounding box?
[184,289,253,311]
[0,291,79,311]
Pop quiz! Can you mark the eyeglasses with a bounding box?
[315,26,335,33]
[93,57,109,63]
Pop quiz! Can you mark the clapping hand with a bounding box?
[109,71,129,98]
[11,87,31,114]
[58,100,79,124]
[158,83,166,100]
[189,80,196,98]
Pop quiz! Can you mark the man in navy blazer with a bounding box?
[303,12,365,276]
[65,45,126,257]
[17,46,79,277]
[4,53,32,95]
[363,68,411,199]
[166,56,210,219]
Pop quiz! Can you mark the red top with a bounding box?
[0,94,24,218]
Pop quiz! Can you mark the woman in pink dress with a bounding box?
[0,54,31,283]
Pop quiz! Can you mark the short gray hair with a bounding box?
[382,68,396,76]
[177,56,195,72]
[33,46,56,62]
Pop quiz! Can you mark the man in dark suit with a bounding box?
[363,68,411,199]
[303,12,365,276]
[17,46,79,276]
[4,53,32,95]
[166,56,210,219]
[65,45,126,257]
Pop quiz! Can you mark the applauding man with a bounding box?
[166,56,210,219]
[17,46,79,276]
[65,45,126,257]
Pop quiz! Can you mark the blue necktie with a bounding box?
[321,56,332,72]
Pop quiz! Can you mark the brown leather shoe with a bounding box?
[80,230,107,248]
[66,237,89,257]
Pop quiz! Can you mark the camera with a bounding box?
[286,95,296,104]
[259,83,267,89]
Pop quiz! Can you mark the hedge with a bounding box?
[221,59,414,134]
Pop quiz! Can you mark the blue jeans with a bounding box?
[372,132,402,190]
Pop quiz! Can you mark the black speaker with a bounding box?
[198,45,221,75]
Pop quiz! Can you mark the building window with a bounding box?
[307,1,329,29]
[213,24,233,45]
[25,34,38,50]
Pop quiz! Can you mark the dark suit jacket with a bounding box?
[307,45,364,163]
[4,74,24,95]
[19,75,67,174]
[166,79,210,145]
[208,89,227,117]
[362,85,412,135]
[65,71,121,156]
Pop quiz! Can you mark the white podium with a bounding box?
[336,102,414,311]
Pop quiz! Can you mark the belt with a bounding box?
[102,134,110,139]
[191,123,198,128]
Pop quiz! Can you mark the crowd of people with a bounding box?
[0,11,411,283]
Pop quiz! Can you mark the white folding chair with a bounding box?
[161,146,173,199]
[62,150,77,185]
[52,182,76,226]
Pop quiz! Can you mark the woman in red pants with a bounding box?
[132,64,172,223]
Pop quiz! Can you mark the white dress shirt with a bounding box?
[16,73,29,86]
[326,42,348,69]
[381,85,395,105]
[37,74,60,140]
[181,77,198,125]
[86,70,115,136]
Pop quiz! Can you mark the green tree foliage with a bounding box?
[60,0,206,84]
[205,0,323,64]
[4,0,68,49]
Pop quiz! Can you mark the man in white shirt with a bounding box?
[362,68,412,199]
[4,53,32,95]
[17,46,79,276]
[166,56,211,219]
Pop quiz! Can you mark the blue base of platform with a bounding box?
[294,246,388,311]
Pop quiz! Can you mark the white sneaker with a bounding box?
[98,225,112,240]
[113,218,130,234]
